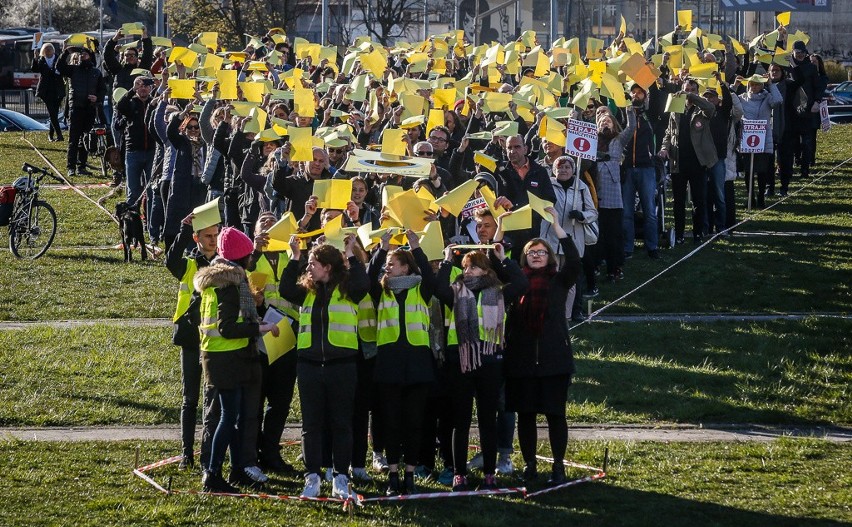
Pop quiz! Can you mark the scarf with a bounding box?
[519,265,557,336]
[387,274,422,295]
[190,139,204,179]
[452,276,504,373]
[217,257,260,324]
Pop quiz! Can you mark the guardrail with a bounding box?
[0,89,48,118]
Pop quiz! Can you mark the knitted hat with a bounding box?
[217,227,254,261]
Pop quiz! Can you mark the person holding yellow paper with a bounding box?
[366,230,437,496]
[116,75,157,209]
[165,212,221,472]
[279,234,370,500]
[269,147,334,232]
[104,26,154,105]
[163,103,209,248]
[193,227,280,493]
[246,212,299,474]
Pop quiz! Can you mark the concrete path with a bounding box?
[3,424,850,443]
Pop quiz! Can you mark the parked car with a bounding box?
[828,81,852,105]
[0,108,49,131]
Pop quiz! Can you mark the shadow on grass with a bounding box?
[65,392,180,425]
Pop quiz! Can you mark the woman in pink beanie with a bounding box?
[193,226,280,493]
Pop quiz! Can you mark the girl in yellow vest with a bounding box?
[247,212,299,474]
[366,229,437,496]
[193,227,280,493]
[279,234,369,500]
[434,244,529,492]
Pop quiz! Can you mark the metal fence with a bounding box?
[0,89,48,119]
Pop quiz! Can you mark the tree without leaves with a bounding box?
[0,0,100,34]
[351,0,424,46]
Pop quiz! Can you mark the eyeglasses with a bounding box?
[414,151,433,157]
[123,53,138,58]
[185,125,200,130]
[327,148,346,154]
[525,249,548,257]
[428,135,447,142]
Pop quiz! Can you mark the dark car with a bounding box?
[0,108,49,131]
[828,81,852,105]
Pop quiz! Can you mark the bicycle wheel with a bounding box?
[9,200,57,259]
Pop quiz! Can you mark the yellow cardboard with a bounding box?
[168,78,196,99]
[500,204,532,231]
[313,179,353,210]
[433,178,477,216]
[191,198,221,231]
[289,126,314,162]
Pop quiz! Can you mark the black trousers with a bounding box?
[259,348,297,459]
[379,382,431,468]
[598,208,623,275]
[450,361,502,476]
[42,97,63,140]
[351,355,379,469]
[297,360,357,475]
[777,132,797,193]
[67,106,96,170]
[518,412,567,468]
[724,180,736,230]
[672,164,706,239]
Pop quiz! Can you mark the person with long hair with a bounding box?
[279,234,369,500]
[434,243,528,492]
[164,107,208,248]
[193,227,280,493]
[506,207,581,485]
[367,230,437,495]
[31,43,65,142]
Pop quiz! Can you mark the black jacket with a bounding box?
[116,91,155,151]
[622,113,656,168]
[31,56,64,101]
[103,37,154,91]
[56,49,105,109]
[164,115,208,243]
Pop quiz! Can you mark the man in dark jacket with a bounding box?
[56,46,106,176]
[104,28,154,150]
[116,76,156,206]
[269,147,336,232]
[703,75,734,235]
[789,40,820,179]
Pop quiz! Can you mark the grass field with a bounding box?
[0,439,848,526]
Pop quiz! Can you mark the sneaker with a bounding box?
[413,465,431,480]
[480,473,498,490]
[675,237,685,245]
[178,453,194,470]
[495,454,514,475]
[371,451,389,473]
[109,172,123,187]
[779,189,788,197]
[301,473,321,498]
[67,168,76,177]
[77,167,93,176]
[243,465,269,483]
[466,452,483,471]
[324,467,333,482]
[523,464,538,482]
[570,310,586,322]
[437,467,454,486]
[386,471,401,496]
[583,287,599,299]
[403,471,416,495]
[451,474,468,492]
[228,468,263,489]
[351,467,373,482]
[548,463,567,486]
[331,473,351,500]
[202,470,238,493]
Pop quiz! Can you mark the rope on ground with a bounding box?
[570,156,852,331]
[20,136,119,225]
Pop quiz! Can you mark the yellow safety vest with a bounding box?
[356,296,377,343]
[297,287,359,351]
[446,293,506,346]
[445,266,462,346]
[376,285,430,347]
[253,253,299,319]
[198,287,249,352]
[173,258,198,322]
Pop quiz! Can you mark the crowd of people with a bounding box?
[32,18,830,498]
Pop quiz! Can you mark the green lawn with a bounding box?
[2,319,848,427]
[0,439,848,526]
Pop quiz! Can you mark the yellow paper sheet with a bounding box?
[294,86,315,117]
[527,191,553,219]
[493,120,519,137]
[266,212,298,251]
[689,62,718,79]
[387,190,430,231]
[433,88,456,109]
[199,32,218,51]
[426,108,444,136]
[586,38,605,59]
[481,92,512,113]
[240,81,266,103]
[360,49,387,78]
[500,205,532,231]
[434,178,477,216]
[289,127,314,162]
[216,70,238,99]
[248,272,268,292]
[191,198,221,231]
[677,9,693,30]
[313,179,353,210]
[479,185,507,218]
[419,221,445,261]
[168,78,196,99]
[730,37,746,56]
[600,73,628,108]
[381,128,407,156]
[169,47,197,67]
[244,107,267,134]
[664,93,687,114]
[474,151,497,172]
[264,316,296,364]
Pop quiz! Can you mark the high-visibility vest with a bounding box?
[356,296,377,343]
[173,258,198,322]
[446,293,506,346]
[253,253,299,319]
[198,287,249,352]
[376,285,430,347]
[297,286,359,351]
[444,266,462,346]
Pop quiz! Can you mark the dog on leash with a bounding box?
[115,202,148,262]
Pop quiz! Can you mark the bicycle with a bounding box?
[3,163,60,259]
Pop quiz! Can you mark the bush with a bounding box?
[824,60,849,83]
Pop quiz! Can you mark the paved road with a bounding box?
[3,424,850,443]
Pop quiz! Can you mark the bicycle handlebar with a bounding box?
[22,163,49,175]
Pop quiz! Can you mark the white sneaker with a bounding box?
[495,454,514,475]
[243,465,269,483]
[371,451,388,473]
[324,467,333,482]
[466,452,484,472]
[331,473,351,500]
[351,467,373,482]
[301,473,321,498]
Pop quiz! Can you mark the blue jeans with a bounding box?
[621,166,658,253]
[208,386,243,475]
[496,383,515,455]
[705,159,726,234]
[125,150,154,206]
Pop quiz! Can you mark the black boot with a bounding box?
[403,471,416,495]
[202,470,238,493]
[386,471,401,496]
[548,462,567,486]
